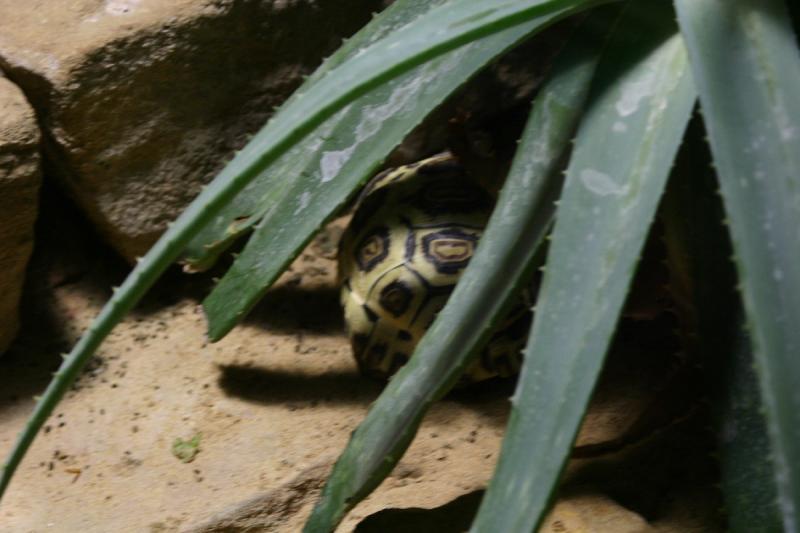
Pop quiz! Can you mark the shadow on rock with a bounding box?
[0,182,119,410]
[355,490,484,533]
[241,284,345,335]
[217,365,382,405]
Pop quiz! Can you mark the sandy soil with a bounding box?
[0,190,722,532]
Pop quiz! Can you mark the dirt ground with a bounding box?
[0,190,723,532]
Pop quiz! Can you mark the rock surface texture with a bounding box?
[0,0,383,261]
[0,213,722,531]
[0,74,40,354]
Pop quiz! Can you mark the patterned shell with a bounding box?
[338,153,530,383]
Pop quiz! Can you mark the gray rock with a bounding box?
[0,74,40,353]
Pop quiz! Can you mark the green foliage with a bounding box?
[2,0,799,531]
[0,0,603,499]
[675,2,800,528]
[304,12,608,530]
[473,2,696,530]
[662,122,783,532]
[198,0,583,341]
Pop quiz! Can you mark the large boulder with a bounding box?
[0,0,384,261]
[0,74,40,353]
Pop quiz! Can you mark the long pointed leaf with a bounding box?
[182,0,459,270]
[674,1,800,529]
[0,0,612,501]
[471,3,696,531]
[721,332,784,532]
[201,4,597,341]
[662,128,782,532]
[302,14,613,532]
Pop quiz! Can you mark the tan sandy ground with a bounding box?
[0,193,721,532]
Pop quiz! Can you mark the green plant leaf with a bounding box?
[471,3,696,531]
[200,3,598,341]
[720,332,784,532]
[181,0,457,271]
[674,0,800,529]
[303,13,613,531]
[0,0,613,501]
[661,124,782,532]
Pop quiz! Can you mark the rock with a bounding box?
[541,493,654,533]
[184,458,335,533]
[0,0,383,261]
[0,74,40,354]
[350,490,654,533]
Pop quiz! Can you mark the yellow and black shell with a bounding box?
[338,153,530,383]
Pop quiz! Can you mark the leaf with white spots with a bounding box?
[471,2,696,530]
[675,0,800,528]
[662,149,784,532]
[302,11,614,530]
[180,0,449,271]
[0,0,614,501]
[201,0,604,341]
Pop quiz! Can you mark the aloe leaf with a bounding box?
[302,13,613,532]
[720,332,784,532]
[0,0,612,501]
[674,0,800,529]
[182,0,456,270]
[661,129,782,532]
[198,29,550,336]
[185,0,607,272]
[471,4,697,531]
[201,4,602,341]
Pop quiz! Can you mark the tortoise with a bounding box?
[337,152,531,383]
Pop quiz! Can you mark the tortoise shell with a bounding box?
[338,153,530,383]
